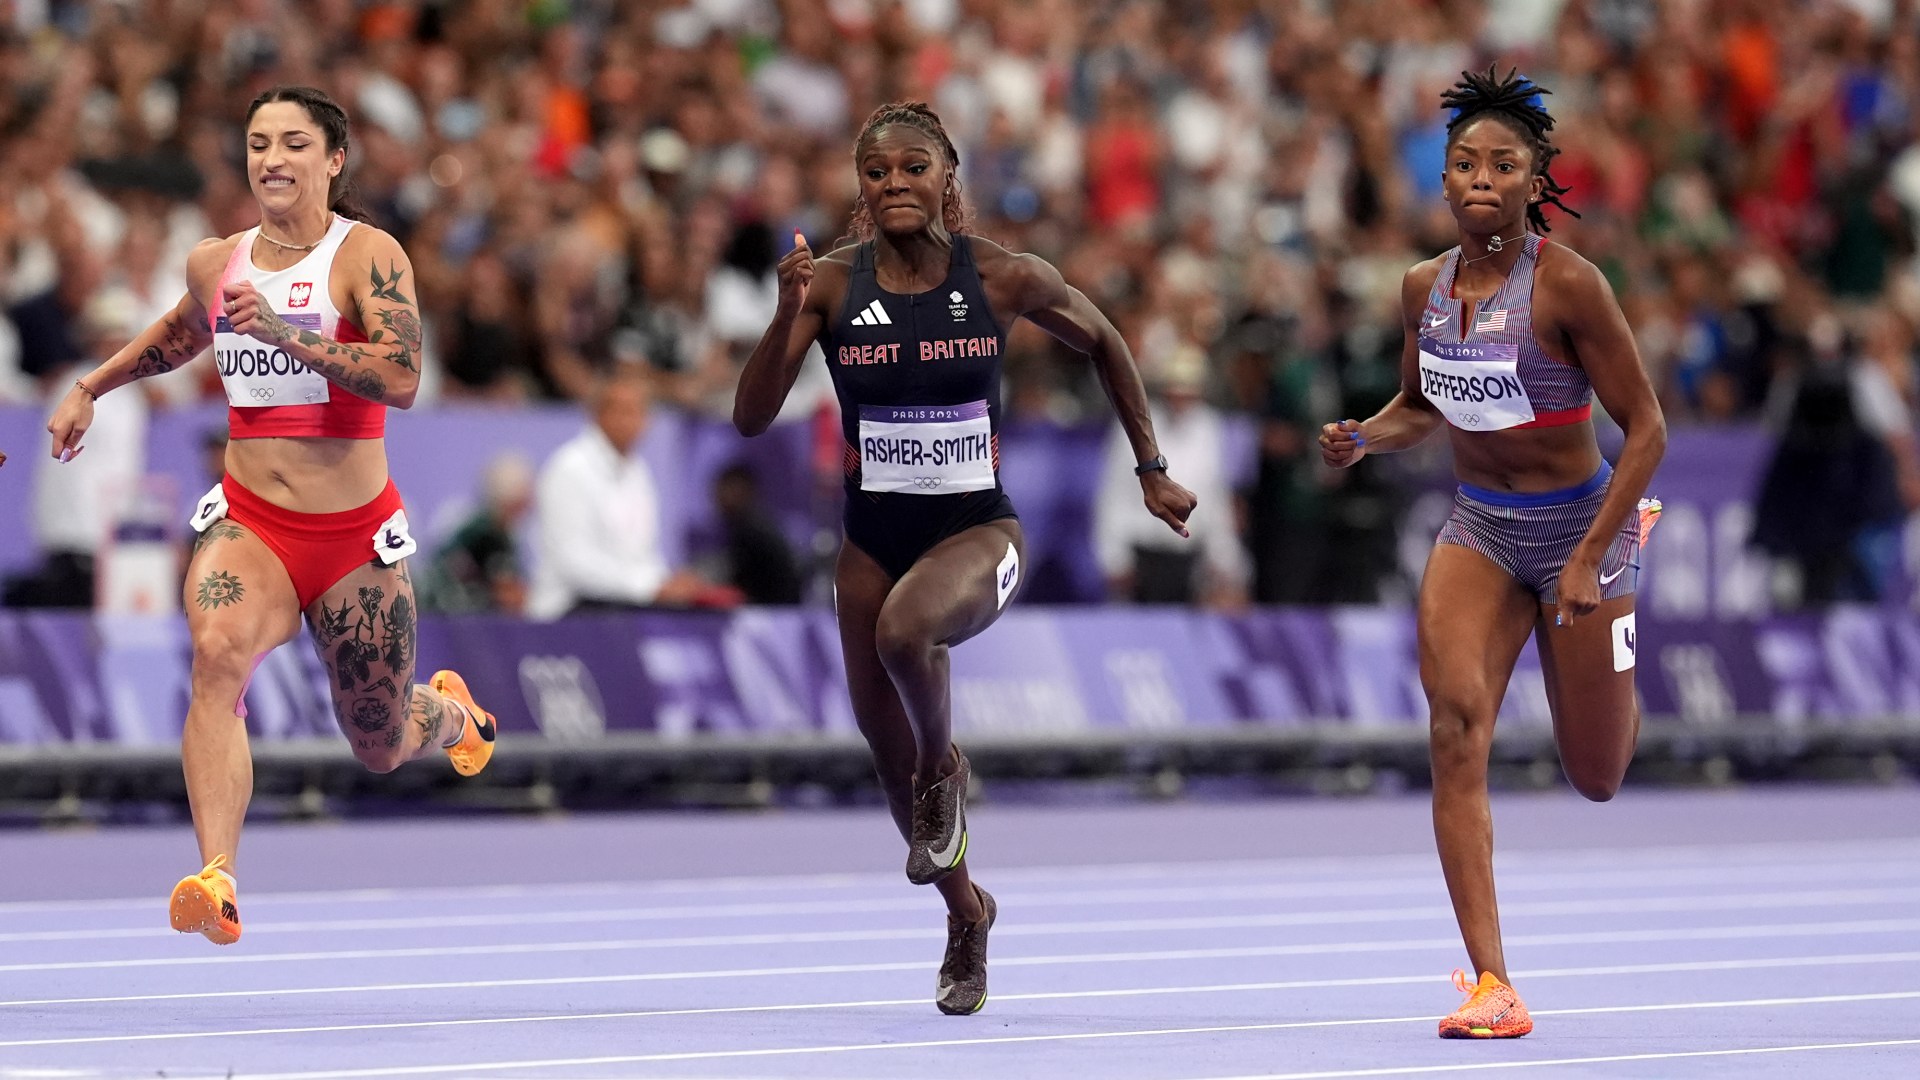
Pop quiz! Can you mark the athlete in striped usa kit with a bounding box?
[1320,68,1666,1037]
[736,102,1196,1015]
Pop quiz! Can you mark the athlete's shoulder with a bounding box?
[1400,251,1450,313]
[1532,237,1610,297]
[186,233,245,297]
[966,234,1038,272]
[336,219,405,260]
[1403,251,1450,293]
[813,240,861,278]
[807,241,859,316]
[968,234,1062,297]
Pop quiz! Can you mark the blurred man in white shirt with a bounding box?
[1094,342,1249,607]
[528,368,721,618]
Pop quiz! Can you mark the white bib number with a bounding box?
[858,402,996,494]
[216,313,331,408]
[188,483,229,533]
[372,509,417,565]
[1418,342,1534,431]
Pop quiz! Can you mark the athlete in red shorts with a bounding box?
[46,86,497,946]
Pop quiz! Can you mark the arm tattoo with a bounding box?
[369,261,411,304]
[132,346,173,378]
[255,309,299,344]
[194,570,245,610]
[370,308,422,372]
[284,328,405,401]
[130,314,204,380]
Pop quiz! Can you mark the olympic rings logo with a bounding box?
[248,387,277,401]
[1457,412,1481,427]
[912,476,944,489]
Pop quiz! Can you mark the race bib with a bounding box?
[188,483,230,533]
[857,402,996,494]
[1418,341,1535,431]
[371,508,417,565]
[215,313,331,408]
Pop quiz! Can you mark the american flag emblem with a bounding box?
[1474,309,1507,333]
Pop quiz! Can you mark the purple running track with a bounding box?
[1,787,1918,1079]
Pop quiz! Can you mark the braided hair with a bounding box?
[848,102,975,241]
[1441,66,1579,234]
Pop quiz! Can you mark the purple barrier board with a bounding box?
[5,405,1833,611]
[5,605,1919,747]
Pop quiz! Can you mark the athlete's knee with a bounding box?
[349,742,409,774]
[190,623,261,693]
[873,608,936,675]
[1563,761,1625,802]
[1427,686,1495,774]
[333,693,412,773]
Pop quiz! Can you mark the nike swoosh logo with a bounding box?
[1599,565,1627,586]
[1425,314,1447,330]
[926,824,964,868]
[474,713,496,743]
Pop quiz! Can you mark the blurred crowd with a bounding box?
[5,0,1920,609]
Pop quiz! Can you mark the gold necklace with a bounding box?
[258,214,332,253]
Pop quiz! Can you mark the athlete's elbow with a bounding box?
[387,370,421,410]
[732,403,770,438]
[1628,407,1667,456]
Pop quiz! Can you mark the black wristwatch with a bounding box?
[1134,454,1168,476]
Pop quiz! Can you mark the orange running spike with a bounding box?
[431,669,497,777]
[169,855,241,946]
[1438,969,1533,1038]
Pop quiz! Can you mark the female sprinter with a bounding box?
[734,102,1197,1014]
[1320,68,1665,1037]
[46,86,497,946]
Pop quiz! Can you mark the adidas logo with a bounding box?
[850,299,892,327]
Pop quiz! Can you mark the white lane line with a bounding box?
[13,860,1920,944]
[3,887,1920,953]
[3,883,1904,957]
[196,992,1920,1079]
[8,918,1920,1009]
[4,836,1916,914]
[15,903,1920,980]
[1185,1038,1920,1080]
[4,952,1917,1049]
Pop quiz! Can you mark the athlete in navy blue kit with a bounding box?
[735,101,1196,1014]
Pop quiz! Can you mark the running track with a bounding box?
[2,787,1917,1078]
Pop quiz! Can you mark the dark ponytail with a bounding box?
[245,86,373,224]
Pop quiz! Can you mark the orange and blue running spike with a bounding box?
[431,669,497,777]
[169,854,241,945]
[1637,497,1663,547]
[1438,969,1532,1038]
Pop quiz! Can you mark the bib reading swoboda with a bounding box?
[858,401,996,494]
[216,312,330,408]
[1417,340,1535,431]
